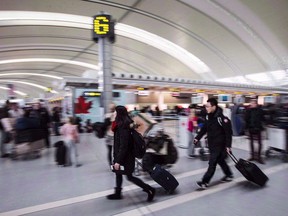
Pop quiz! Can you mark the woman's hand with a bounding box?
[114,163,120,170]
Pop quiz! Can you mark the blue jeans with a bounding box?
[187,131,195,156]
[65,140,79,166]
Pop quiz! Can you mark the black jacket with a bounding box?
[245,107,264,131]
[113,123,135,174]
[195,107,232,150]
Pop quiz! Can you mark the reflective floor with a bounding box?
[1,126,288,216]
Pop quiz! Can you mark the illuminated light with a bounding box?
[216,70,287,86]
[14,90,27,96]
[169,88,180,92]
[195,89,205,93]
[137,90,150,96]
[0,73,63,80]
[83,91,101,97]
[116,23,211,74]
[0,86,27,96]
[0,80,58,93]
[0,58,99,70]
[93,15,110,35]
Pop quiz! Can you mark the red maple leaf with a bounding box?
[75,96,93,114]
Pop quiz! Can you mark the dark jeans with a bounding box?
[53,122,60,135]
[115,173,150,191]
[105,135,113,165]
[0,130,8,156]
[248,129,262,158]
[202,148,233,184]
[107,145,113,165]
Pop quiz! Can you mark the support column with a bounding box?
[98,37,113,114]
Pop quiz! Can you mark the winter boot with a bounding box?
[143,186,156,202]
[107,188,122,200]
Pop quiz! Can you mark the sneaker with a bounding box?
[196,181,208,189]
[187,155,196,159]
[257,158,265,164]
[221,175,234,182]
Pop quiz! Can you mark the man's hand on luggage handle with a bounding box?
[226,147,231,153]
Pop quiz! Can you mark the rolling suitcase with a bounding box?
[228,151,268,187]
[54,141,67,166]
[136,159,179,193]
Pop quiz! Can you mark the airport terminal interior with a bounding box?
[0,0,288,216]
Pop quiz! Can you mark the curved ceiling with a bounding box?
[0,0,287,98]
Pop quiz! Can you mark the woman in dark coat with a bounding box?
[107,105,155,202]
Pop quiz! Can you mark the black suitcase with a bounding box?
[228,152,268,187]
[150,164,179,193]
[54,141,67,166]
[136,159,179,193]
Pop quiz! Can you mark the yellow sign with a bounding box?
[83,91,101,97]
[195,89,205,93]
[46,87,52,92]
[234,92,242,95]
[93,15,110,35]
[169,88,180,92]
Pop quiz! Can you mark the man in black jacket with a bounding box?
[245,99,265,164]
[194,98,233,189]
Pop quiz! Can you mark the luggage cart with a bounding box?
[11,129,46,159]
[132,113,178,173]
[265,126,288,162]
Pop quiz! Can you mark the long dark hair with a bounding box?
[115,105,132,128]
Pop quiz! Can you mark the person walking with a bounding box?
[104,104,116,166]
[194,98,233,189]
[107,105,155,202]
[187,109,198,158]
[29,101,51,148]
[245,99,265,164]
[0,100,11,158]
[60,117,81,167]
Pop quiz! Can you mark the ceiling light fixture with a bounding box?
[0,58,99,70]
[0,73,63,80]
[0,86,27,96]
[0,80,58,94]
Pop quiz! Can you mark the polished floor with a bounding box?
[1,123,288,216]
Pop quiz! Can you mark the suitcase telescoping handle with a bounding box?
[135,158,143,168]
[135,158,154,173]
[227,151,239,164]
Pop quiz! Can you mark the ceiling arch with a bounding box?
[0,0,287,98]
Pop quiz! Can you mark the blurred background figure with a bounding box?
[29,101,51,148]
[52,106,61,136]
[187,109,198,158]
[245,99,265,164]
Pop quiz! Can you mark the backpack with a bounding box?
[130,129,146,159]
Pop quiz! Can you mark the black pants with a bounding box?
[248,130,262,158]
[202,148,232,184]
[107,145,113,165]
[115,173,150,191]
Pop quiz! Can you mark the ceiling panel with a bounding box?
[0,0,287,99]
